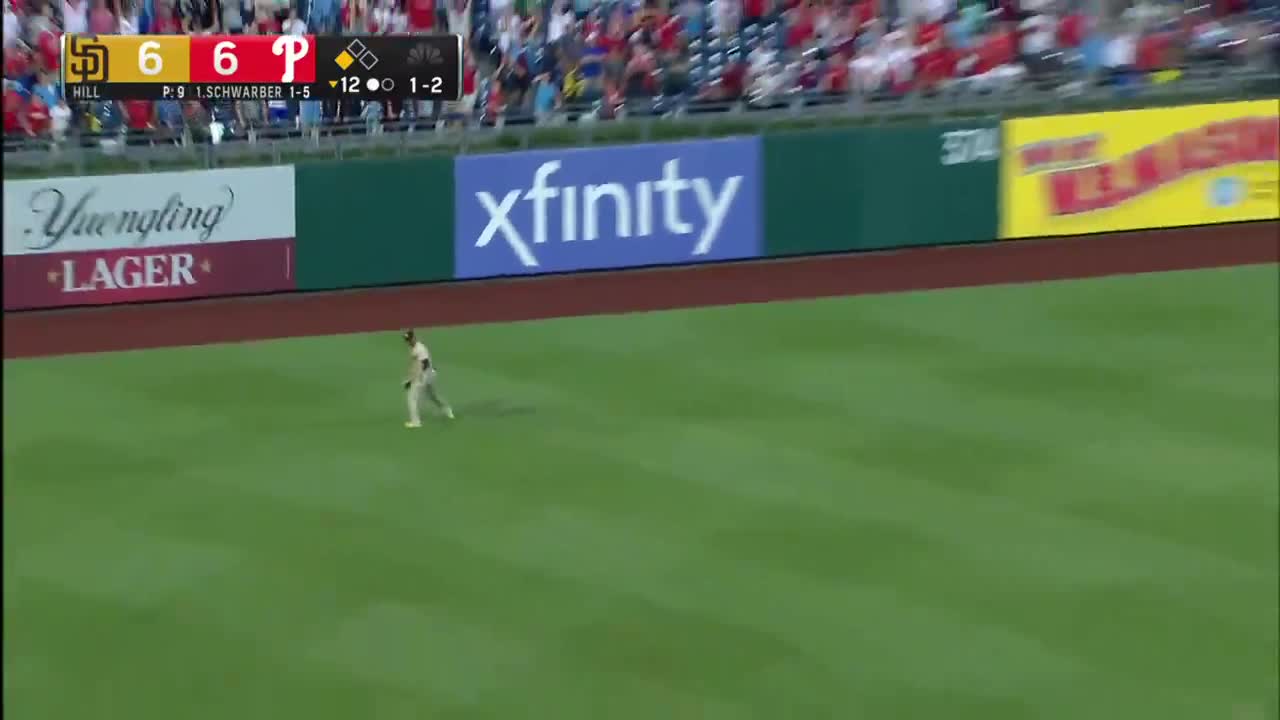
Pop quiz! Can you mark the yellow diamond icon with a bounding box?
[334,50,355,70]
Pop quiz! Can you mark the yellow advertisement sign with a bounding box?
[1000,100,1280,239]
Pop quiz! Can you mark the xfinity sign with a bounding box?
[475,159,740,261]
[454,138,762,278]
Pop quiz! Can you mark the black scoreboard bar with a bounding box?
[313,35,462,102]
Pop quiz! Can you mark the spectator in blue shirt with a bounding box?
[267,99,291,126]
[91,101,123,133]
[155,98,184,138]
[299,99,323,130]
[533,72,559,122]
[580,32,607,95]
[32,71,59,109]
[360,100,383,131]
[947,2,982,50]
[1080,25,1107,74]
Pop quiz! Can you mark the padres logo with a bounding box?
[66,35,109,83]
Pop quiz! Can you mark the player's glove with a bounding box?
[403,381,411,390]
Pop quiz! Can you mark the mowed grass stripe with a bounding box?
[4,265,1276,720]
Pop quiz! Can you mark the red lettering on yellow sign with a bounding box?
[1040,115,1279,216]
[1018,135,1103,174]
[1020,143,1054,172]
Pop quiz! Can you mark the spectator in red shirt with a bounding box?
[623,39,657,97]
[24,92,50,135]
[151,0,182,33]
[972,23,1015,75]
[784,4,813,48]
[88,0,117,33]
[742,0,766,27]
[1215,0,1245,15]
[36,28,59,72]
[852,0,874,32]
[822,51,850,94]
[917,18,943,48]
[5,44,30,79]
[342,0,367,31]
[121,98,153,132]
[1137,30,1176,71]
[3,85,24,134]
[254,3,280,33]
[581,8,600,37]
[917,35,956,90]
[366,0,384,31]
[407,0,433,32]
[658,12,681,51]
[463,43,477,91]
[455,44,477,116]
[719,55,746,99]
[1057,12,1084,48]
[828,7,858,57]
[604,8,626,51]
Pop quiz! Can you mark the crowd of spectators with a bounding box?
[3,0,1278,144]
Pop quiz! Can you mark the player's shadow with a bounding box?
[456,399,537,419]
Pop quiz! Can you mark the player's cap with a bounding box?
[402,329,415,341]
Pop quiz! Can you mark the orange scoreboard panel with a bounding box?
[61,34,462,101]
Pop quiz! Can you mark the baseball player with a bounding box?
[402,330,454,427]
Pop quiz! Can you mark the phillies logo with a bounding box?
[272,36,309,83]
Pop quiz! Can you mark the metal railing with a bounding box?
[3,63,1276,178]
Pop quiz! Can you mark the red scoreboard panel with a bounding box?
[62,34,463,101]
[187,35,316,84]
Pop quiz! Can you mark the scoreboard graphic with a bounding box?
[62,34,462,101]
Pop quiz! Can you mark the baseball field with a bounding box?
[4,225,1278,719]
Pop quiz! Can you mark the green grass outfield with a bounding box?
[5,265,1278,720]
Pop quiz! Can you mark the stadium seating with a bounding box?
[3,0,1279,149]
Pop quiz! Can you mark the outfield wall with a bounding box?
[764,124,999,256]
[3,98,1276,311]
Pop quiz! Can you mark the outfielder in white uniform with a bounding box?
[402,329,454,427]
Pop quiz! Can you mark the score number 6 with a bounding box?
[139,40,164,75]
[138,40,239,77]
[212,41,239,75]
